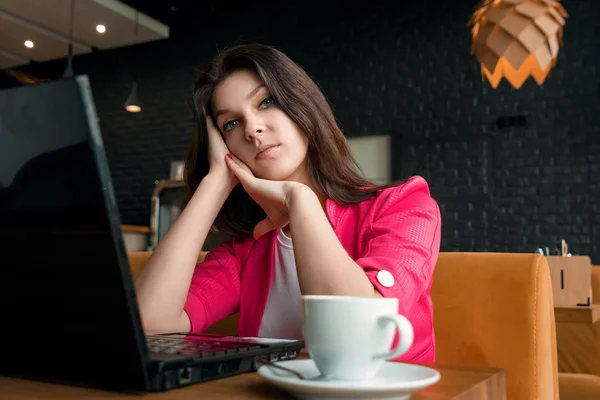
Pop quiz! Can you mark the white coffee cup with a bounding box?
[302,295,414,381]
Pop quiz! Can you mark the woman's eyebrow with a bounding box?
[214,84,267,119]
[245,83,266,100]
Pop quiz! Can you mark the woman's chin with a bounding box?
[252,159,307,182]
[255,168,298,182]
[257,172,292,181]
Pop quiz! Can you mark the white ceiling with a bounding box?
[0,0,169,70]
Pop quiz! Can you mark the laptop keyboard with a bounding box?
[147,336,263,357]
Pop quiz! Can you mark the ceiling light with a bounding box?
[96,24,106,34]
[24,40,34,48]
[125,11,142,113]
[125,104,142,113]
[125,81,142,112]
[468,0,568,89]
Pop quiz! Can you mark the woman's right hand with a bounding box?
[206,116,237,187]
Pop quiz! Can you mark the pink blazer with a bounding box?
[184,176,441,363]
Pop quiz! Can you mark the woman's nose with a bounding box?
[245,115,265,141]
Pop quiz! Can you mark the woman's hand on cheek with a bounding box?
[206,116,237,186]
[224,154,303,240]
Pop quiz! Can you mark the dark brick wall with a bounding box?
[8,0,600,263]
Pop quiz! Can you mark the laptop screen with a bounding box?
[0,81,107,210]
[0,76,149,390]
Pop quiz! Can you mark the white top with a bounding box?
[258,229,304,340]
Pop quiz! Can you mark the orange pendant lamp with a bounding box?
[468,0,567,89]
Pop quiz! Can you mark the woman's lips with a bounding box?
[256,144,280,160]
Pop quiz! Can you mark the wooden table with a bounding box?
[120,224,152,234]
[554,304,600,323]
[0,364,506,400]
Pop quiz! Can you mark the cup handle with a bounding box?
[373,314,414,360]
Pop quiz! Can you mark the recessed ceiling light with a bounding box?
[96,24,106,33]
[24,40,34,48]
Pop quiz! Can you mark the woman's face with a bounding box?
[212,69,309,182]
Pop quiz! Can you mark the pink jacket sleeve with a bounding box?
[356,183,442,316]
[183,237,249,333]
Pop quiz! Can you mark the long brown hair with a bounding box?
[185,43,394,237]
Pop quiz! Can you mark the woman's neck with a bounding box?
[286,164,327,209]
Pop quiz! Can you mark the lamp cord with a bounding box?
[69,0,74,43]
[134,10,139,41]
[62,0,75,77]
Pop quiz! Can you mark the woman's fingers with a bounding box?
[224,153,254,186]
[207,116,232,172]
[206,116,223,144]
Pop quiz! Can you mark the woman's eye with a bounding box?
[260,97,275,108]
[223,120,238,132]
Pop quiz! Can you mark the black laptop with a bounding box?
[0,76,303,392]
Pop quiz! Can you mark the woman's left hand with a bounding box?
[224,154,302,240]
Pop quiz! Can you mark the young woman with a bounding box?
[134,43,441,362]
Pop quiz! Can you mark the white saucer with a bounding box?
[257,359,441,400]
